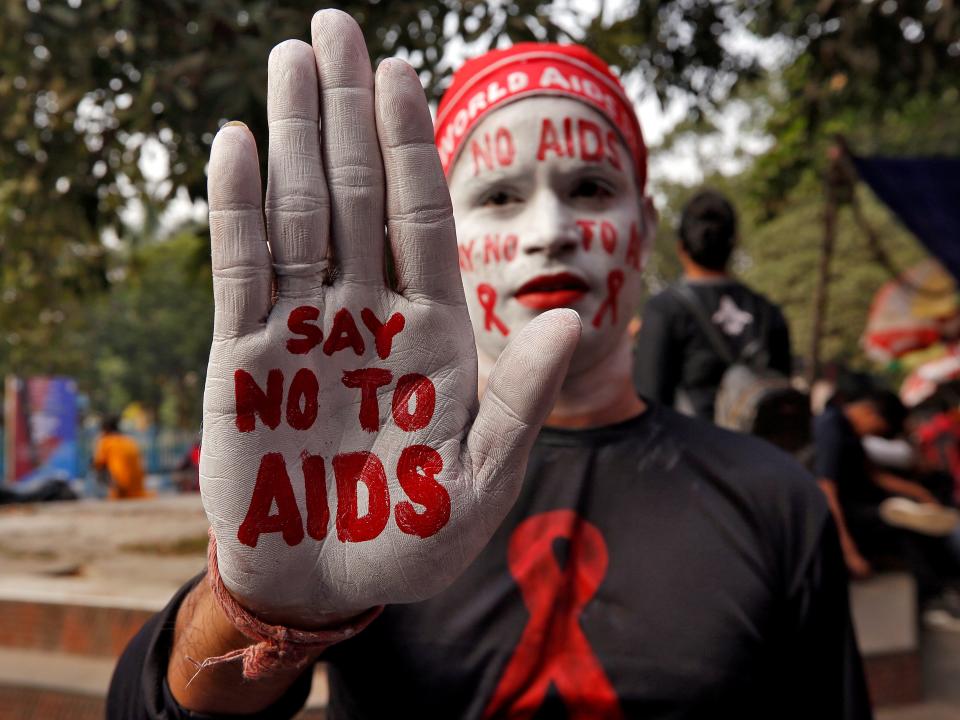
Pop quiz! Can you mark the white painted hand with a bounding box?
[201,10,580,628]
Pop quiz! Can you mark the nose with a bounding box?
[519,190,579,258]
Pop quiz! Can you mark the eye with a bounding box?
[480,189,519,207]
[571,178,613,200]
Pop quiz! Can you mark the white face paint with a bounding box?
[448,97,650,377]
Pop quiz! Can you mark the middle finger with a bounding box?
[311,9,386,286]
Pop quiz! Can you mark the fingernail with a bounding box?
[222,120,247,129]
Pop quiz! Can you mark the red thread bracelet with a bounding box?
[191,528,383,681]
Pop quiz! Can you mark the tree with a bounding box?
[6,0,956,395]
[0,0,759,389]
[743,0,960,213]
[23,228,215,426]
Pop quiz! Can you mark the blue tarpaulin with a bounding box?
[852,156,960,282]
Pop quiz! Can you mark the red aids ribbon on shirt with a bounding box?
[477,283,510,336]
[435,43,647,191]
[482,510,623,720]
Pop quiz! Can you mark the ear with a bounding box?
[638,194,658,269]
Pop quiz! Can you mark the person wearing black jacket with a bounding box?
[108,15,869,720]
[634,190,792,420]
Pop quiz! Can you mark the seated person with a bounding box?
[109,11,870,719]
[814,386,960,625]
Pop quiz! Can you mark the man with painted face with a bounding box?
[109,11,871,720]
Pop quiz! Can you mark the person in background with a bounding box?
[814,387,960,627]
[92,416,148,500]
[634,189,792,420]
[174,436,201,493]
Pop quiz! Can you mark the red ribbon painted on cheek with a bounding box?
[482,510,623,720]
[591,269,625,329]
[477,283,510,336]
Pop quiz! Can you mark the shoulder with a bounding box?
[656,405,829,526]
[642,286,681,316]
[813,406,846,435]
[732,281,786,317]
[654,408,833,583]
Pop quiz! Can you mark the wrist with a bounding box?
[168,579,316,715]
[167,532,381,716]
[201,529,383,680]
[839,536,860,557]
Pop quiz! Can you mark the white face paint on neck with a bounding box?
[448,97,653,414]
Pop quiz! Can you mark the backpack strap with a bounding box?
[669,283,737,365]
[670,283,772,369]
[740,299,771,368]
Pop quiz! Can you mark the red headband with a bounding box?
[435,43,647,191]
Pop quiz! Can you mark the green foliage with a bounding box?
[738,186,926,371]
[744,0,960,212]
[0,0,770,420]
[0,0,760,248]
[3,0,958,410]
[584,1,762,118]
[4,229,213,427]
[85,230,213,426]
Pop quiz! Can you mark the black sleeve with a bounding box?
[634,294,681,406]
[777,518,873,719]
[106,573,313,720]
[813,413,843,482]
[767,305,793,376]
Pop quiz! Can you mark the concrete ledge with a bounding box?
[0,598,154,657]
[850,572,918,656]
[0,684,105,720]
[850,572,923,707]
[0,683,326,720]
[0,648,114,696]
[865,651,924,707]
[0,648,329,716]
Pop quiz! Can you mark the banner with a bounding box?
[852,155,960,282]
[3,376,80,483]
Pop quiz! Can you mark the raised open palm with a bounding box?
[201,10,580,628]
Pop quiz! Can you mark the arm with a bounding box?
[110,10,579,717]
[106,575,314,720]
[166,580,319,714]
[92,437,106,469]
[813,414,871,578]
[634,296,680,405]
[816,478,872,579]
[780,517,873,720]
[872,470,939,504]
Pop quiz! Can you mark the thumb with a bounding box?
[466,308,581,513]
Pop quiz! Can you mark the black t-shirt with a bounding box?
[813,405,886,510]
[634,279,792,420]
[109,405,871,720]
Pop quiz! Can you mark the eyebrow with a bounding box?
[457,164,530,189]
[552,159,627,182]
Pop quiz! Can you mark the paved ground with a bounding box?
[0,495,208,609]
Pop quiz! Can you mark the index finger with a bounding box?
[208,124,272,339]
[374,59,463,305]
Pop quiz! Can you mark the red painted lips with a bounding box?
[514,272,589,310]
